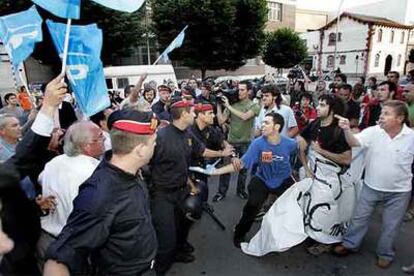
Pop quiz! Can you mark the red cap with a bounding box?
[194,103,213,112]
[112,118,158,135]
[171,99,194,109]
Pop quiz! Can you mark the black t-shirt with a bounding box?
[345,100,361,121]
[150,124,205,189]
[301,119,350,154]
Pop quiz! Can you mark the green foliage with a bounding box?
[0,0,146,65]
[409,48,414,63]
[151,0,268,77]
[263,28,308,69]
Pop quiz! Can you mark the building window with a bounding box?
[268,2,282,22]
[338,32,342,42]
[390,30,394,43]
[328,33,336,46]
[374,53,380,67]
[339,55,346,65]
[377,29,382,42]
[117,78,129,89]
[397,54,402,66]
[401,32,405,44]
[327,55,334,67]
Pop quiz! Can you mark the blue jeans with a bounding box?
[342,184,411,261]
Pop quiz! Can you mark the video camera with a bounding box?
[211,88,239,105]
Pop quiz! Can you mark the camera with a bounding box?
[215,88,239,105]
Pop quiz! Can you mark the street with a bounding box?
[169,176,414,276]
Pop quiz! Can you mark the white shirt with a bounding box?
[356,125,414,192]
[255,104,297,137]
[40,154,100,236]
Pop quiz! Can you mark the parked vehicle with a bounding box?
[104,65,178,97]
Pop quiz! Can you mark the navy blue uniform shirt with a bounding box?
[150,124,205,189]
[46,159,157,275]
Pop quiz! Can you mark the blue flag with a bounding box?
[32,0,80,19]
[159,25,188,63]
[46,20,110,117]
[0,6,43,67]
[92,0,145,13]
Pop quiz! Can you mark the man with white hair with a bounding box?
[0,114,22,162]
[36,121,105,269]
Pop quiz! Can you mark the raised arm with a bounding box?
[335,115,361,147]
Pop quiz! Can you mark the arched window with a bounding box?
[397,54,402,66]
[327,55,334,67]
[374,53,380,67]
[328,33,336,46]
[390,30,395,43]
[401,32,405,44]
[339,55,346,65]
[377,29,383,42]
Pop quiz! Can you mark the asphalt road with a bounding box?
[165,175,414,276]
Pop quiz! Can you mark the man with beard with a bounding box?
[255,84,298,138]
[297,94,351,255]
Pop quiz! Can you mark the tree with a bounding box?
[151,0,268,78]
[409,48,414,63]
[0,0,146,65]
[263,28,308,69]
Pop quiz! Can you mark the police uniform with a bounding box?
[190,103,225,184]
[46,110,158,275]
[149,100,205,275]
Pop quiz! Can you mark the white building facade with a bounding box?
[302,12,413,79]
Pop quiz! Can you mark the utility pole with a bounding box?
[145,1,151,65]
[333,0,345,71]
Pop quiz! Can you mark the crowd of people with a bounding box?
[0,67,413,275]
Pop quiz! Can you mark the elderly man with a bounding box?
[36,121,105,270]
[334,100,414,269]
[0,115,22,162]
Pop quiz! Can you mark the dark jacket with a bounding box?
[46,159,157,275]
[0,129,51,274]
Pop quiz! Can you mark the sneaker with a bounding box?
[174,252,195,263]
[402,263,414,274]
[237,191,248,200]
[254,210,266,221]
[333,244,352,256]
[377,257,393,269]
[212,193,225,202]
[307,243,332,256]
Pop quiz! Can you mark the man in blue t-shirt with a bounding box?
[210,112,297,247]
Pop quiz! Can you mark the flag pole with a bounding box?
[18,64,37,108]
[61,18,72,76]
[153,54,162,65]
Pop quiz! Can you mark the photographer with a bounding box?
[213,81,260,201]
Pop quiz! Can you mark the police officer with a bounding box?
[149,98,233,275]
[43,110,158,276]
[190,102,233,184]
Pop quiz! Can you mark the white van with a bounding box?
[104,65,177,97]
